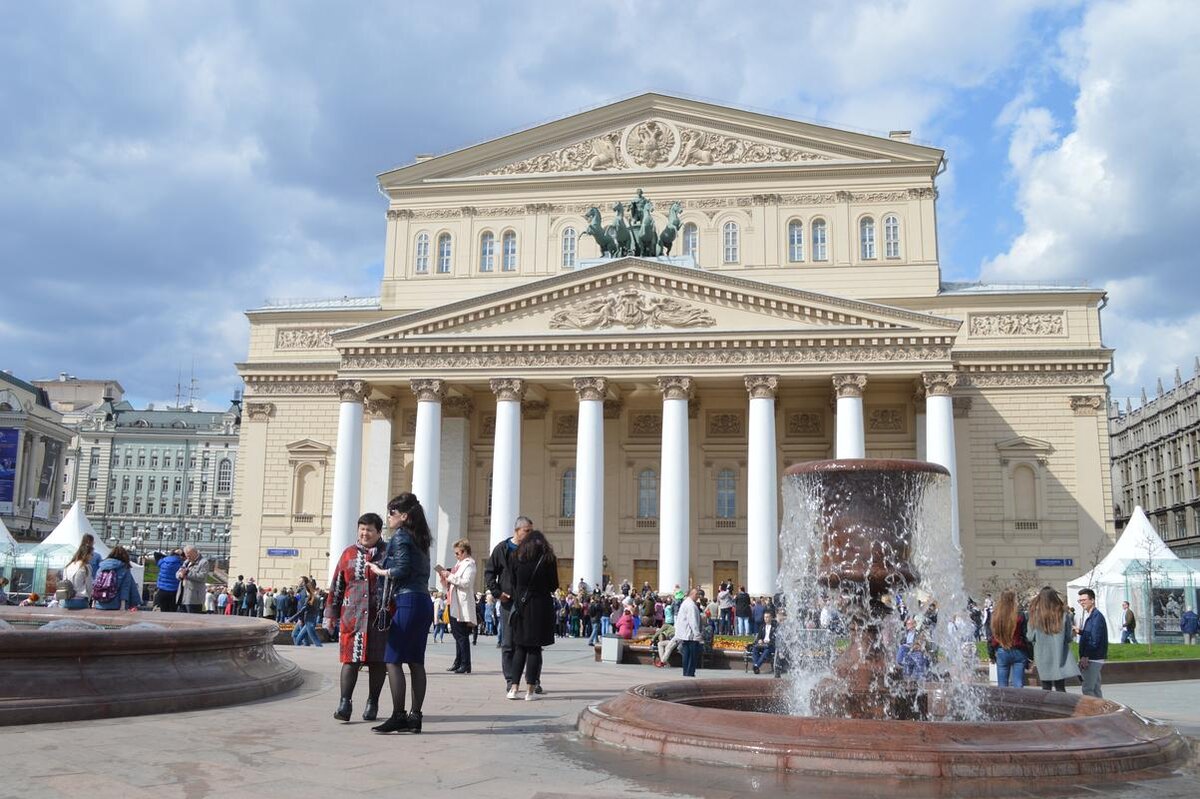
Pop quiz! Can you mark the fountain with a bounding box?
[578,459,1189,782]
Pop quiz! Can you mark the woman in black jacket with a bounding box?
[506,530,559,701]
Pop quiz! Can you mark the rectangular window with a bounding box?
[135,476,143,491]
[150,454,158,468]
[160,501,167,514]
[87,477,97,492]
[124,453,132,467]
[89,447,100,468]
[121,476,130,490]
[137,454,145,467]
[86,499,95,513]
[133,500,141,514]
[163,454,171,468]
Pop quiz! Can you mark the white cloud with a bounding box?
[984,0,1200,397]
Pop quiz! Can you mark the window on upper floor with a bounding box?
[501,231,517,271]
[722,221,739,264]
[414,232,430,274]
[561,227,577,268]
[884,214,900,258]
[437,233,452,273]
[716,469,737,519]
[787,219,804,262]
[479,232,495,272]
[560,467,576,518]
[217,459,232,495]
[637,469,658,519]
[682,223,699,260]
[860,217,876,260]
[811,218,828,261]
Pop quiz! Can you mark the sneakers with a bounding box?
[506,684,519,700]
[524,688,536,701]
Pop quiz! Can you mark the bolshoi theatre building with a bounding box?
[229,94,1115,596]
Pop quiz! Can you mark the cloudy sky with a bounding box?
[2,0,1197,409]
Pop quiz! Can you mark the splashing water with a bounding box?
[777,459,984,721]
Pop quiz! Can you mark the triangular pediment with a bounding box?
[334,258,960,345]
[286,438,332,456]
[995,436,1054,457]
[380,93,943,186]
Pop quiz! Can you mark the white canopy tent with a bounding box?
[2,503,143,597]
[1067,506,1200,643]
[0,516,17,556]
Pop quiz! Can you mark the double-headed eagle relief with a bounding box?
[582,189,683,258]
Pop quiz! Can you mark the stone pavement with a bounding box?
[1,635,1198,799]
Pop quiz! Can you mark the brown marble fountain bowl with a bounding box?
[578,679,1189,781]
[0,606,303,725]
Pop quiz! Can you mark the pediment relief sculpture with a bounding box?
[548,289,716,331]
[484,119,833,176]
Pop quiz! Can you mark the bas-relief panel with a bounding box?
[967,312,1066,338]
[629,412,662,437]
[706,411,744,438]
[866,406,906,434]
[784,410,825,437]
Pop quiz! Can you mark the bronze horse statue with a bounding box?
[633,199,659,257]
[582,206,619,258]
[608,201,635,257]
[658,201,683,256]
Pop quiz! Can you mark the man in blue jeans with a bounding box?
[675,587,703,677]
[1075,588,1108,698]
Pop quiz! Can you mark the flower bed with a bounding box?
[711,635,755,651]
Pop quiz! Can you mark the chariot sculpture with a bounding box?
[581,189,683,259]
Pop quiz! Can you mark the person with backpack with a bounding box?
[231,575,246,612]
[60,539,96,610]
[93,546,142,611]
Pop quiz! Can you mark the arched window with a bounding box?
[811,218,828,261]
[637,469,658,518]
[716,469,736,518]
[884,214,900,258]
[722,221,739,263]
[859,216,876,260]
[560,468,576,518]
[436,233,452,273]
[1014,465,1037,520]
[501,231,517,271]
[682,223,699,260]
[561,227,577,268]
[414,232,430,274]
[787,219,804,262]
[479,231,495,272]
[216,460,232,495]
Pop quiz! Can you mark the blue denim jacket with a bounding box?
[1078,609,1108,660]
[384,529,430,595]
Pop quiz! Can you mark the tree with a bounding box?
[1127,523,1171,655]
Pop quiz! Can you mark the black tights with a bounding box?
[339,662,386,704]
[1040,679,1066,692]
[384,662,427,717]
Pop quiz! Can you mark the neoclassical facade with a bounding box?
[230,94,1115,594]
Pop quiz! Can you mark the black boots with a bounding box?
[408,710,422,734]
[372,713,410,734]
[446,664,460,672]
[333,698,352,722]
[453,665,471,674]
[362,700,378,721]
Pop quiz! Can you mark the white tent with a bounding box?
[0,516,17,556]
[6,503,144,597]
[1067,506,1200,643]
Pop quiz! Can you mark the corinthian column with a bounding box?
[489,378,526,549]
[572,377,607,592]
[329,379,368,582]
[832,374,867,459]
[363,397,397,518]
[411,379,445,583]
[745,375,779,596]
[923,371,960,546]
[657,376,693,593]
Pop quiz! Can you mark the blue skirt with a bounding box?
[385,591,434,664]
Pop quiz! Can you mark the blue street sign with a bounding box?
[1035,558,1074,567]
[266,548,300,557]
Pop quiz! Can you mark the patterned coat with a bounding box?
[326,543,388,664]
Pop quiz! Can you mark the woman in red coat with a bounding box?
[325,512,389,722]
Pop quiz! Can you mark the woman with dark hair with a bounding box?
[987,589,1031,688]
[289,577,323,647]
[60,538,96,609]
[506,529,559,701]
[1026,586,1080,692]
[93,546,141,611]
[326,512,390,721]
[368,492,434,733]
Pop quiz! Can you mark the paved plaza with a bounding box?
[2,636,1199,799]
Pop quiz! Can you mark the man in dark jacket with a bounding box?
[749,611,779,674]
[734,586,752,635]
[243,578,259,616]
[485,515,533,693]
[1181,606,1199,645]
[154,549,183,612]
[1074,588,1108,698]
[1120,600,1137,644]
[231,575,246,613]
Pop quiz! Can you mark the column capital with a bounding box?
[573,377,609,402]
[831,373,867,399]
[490,377,527,402]
[410,379,446,403]
[744,374,779,400]
[334,379,369,403]
[444,396,474,418]
[656,375,694,401]
[244,401,275,422]
[921,371,959,397]
[365,397,398,419]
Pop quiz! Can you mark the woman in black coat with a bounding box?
[506,529,559,701]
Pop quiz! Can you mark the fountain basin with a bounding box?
[0,607,303,725]
[578,679,1189,779]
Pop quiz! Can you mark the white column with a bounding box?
[328,380,367,582]
[438,397,472,577]
[657,376,693,593]
[833,374,867,459]
[488,378,526,550]
[745,375,779,597]
[572,377,607,592]
[923,372,960,547]
[410,379,444,586]
[362,397,396,516]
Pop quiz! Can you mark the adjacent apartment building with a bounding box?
[0,371,74,541]
[1109,359,1200,556]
